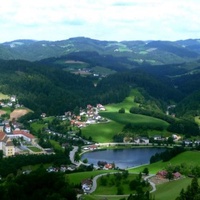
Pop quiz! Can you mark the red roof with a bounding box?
[0,131,6,140]
[13,130,35,139]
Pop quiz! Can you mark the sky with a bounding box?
[1,0,200,43]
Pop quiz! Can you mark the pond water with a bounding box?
[81,148,166,169]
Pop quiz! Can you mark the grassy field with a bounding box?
[104,89,140,112]
[82,89,169,143]
[49,140,63,152]
[0,93,9,100]
[82,121,123,143]
[1,107,12,114]
[153,177,192,200]
[128,150,200,174]
[82,112,168,143]
[93,173,138,195]
[100,112,169,129]
[66,170,116,185]
[92,66,116,76]
[27,146,42,152]
[30,121,48,133]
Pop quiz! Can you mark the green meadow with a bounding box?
[50,140,64,152]
[154,177,192,200]
[30,122,47,133]
[66,170,116,185]
[0,93,9,100]
[82,89,169,143]
[27,146,42,152]
[82,121,123,142]
[104,89,140,112]
[93,173,138,195]
[128,150,200,174]
[100,112,169,128]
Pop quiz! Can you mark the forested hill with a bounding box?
[0,37,200,119]
[0,59,184,117]
[1,37,200,64]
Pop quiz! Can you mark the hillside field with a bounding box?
[0,93,9,100]
[128,150,200,174]
[82,89,169,143]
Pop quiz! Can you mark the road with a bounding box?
[144,174,156,193]
[69,146,79,165]
[89,172,156,194]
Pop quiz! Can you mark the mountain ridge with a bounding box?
[1,37,200,64]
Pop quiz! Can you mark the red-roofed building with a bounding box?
[156,170,168,178]
[12,130,36,144]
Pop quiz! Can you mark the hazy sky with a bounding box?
[1,0,200,42]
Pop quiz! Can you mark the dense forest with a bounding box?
[0,53,200,121]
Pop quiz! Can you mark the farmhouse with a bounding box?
[104,163,114,169]
[156,170,182,180]
[81,179,93,192]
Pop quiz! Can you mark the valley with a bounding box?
[0,37,200,199]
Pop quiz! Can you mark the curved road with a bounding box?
[144,174,156,193]
[89,172,156,194]
[69,146,79,165]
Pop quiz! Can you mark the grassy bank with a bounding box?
[128,150,200,174]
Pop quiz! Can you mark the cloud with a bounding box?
[1,0,200,42]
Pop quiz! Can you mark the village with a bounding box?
[0,95,197,158]
[0,95,196,195]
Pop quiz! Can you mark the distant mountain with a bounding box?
[1,37,200,120]
[1,37,200,64]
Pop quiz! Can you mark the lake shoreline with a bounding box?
[81,146,167,169]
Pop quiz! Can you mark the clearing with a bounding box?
[10,109,30,120]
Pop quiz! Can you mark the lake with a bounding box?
[81,148,166,169]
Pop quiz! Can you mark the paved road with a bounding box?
[69,146,79,165]
[144,174,156,193]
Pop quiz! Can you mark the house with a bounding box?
[156,170,168,178]
[41,113,46,118]
[96,104,106,111]
[67,164,76,171]
[140,137,149,144]
[0,131,15,156]
[87,104,93,110]
[10,95,16,102]
[173,172,181,179]
[133,138,140,144]
[154,135,163,141]
[89,145,98,150]
[104,163,113,169]
[156,170,182,180]
[81,179,93,192]
[5,124,12,133]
